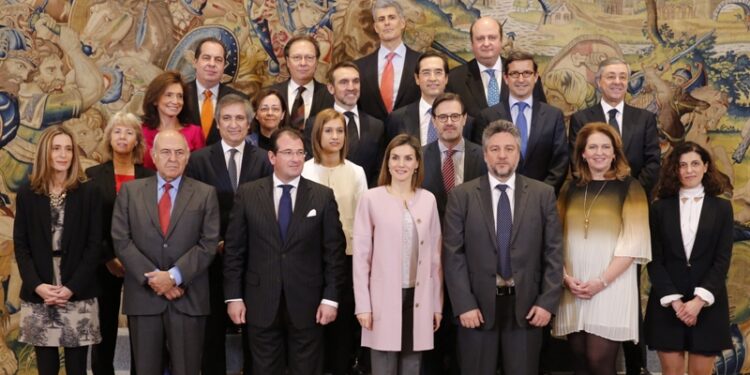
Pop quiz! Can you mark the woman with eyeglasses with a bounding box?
[249,88,289,150]
[353,134,442,375]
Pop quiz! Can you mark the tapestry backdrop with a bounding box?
[0,0,748,373]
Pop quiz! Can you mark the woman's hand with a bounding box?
[34,283,60,303]
[577,278,607,299]
[357,312,373,330]
[433,313,442,332]
[54,286,73,307]
[105,258,125,277]
[677,297,705,327]
[564,274,588,298]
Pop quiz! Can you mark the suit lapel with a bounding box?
[260,178,283,248]
[425,143,445,196]
[463,143,483,179]
[467,61,489,108]
[394,48,416,107]
[209,143,232,191]
[666,197,687,261]
[510,175,529,245]
[621,105,636,153]
[477,176,497,244]
[188,82,201,124]
[688,196,715,261]
[363,53,387,115]
[165,178,195,238]
[407,102,421,137]
[525,99,543,158]
[143,177,162,236]
[60,188,80,253]
[239,142,259,184]
[283,178,313,246]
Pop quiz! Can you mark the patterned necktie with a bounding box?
[228,148,238,191]
[201,90,214,138]
[426,110,438,144]
[290,86,306,130]
[380,52,396,113]
[515,102,529,157]
[608,108,620,134]
[442,148,456,192]
[158,183,172,235]
[496,184,512,280]
[278,184,293,242]
[486,69,500,106]
[345,111,359,152]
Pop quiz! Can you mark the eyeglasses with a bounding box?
[259,107,282,113]
[288,55,316,63]
[433,113,464,123]
[276,149,306,158]
[506,71,535,78]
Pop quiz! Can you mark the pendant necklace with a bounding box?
[583,181,608,239]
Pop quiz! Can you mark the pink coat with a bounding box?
[353,187,443,351]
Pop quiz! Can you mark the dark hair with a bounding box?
[377,134,424,190]
[432,92,465,115]
[250,88,289,133]
[194,38,226,60]
[469,17,503,41]
[572,122,631,185]
[283,35,321,59]
[414,51,449,75]
[142,71,187,129]
[654,141,731,199]
[326,60,359,85]
[269,127,304,154]
[311,109,348,164]
[503,50,538,74]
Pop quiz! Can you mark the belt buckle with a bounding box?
[496,285,514,296]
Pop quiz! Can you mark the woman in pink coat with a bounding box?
[353,134,443,375]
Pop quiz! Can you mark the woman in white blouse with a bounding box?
[301,108,367,373]
[646,141,733,375]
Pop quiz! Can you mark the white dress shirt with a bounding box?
[333,102,360,138]
[438,138,466,185]
[477,58,503,101]
[600,99,625,133]
[288,80,315,120]
[509,95,533,139]
[419,98,433,145]
[221,140,245,180]
[488,172,515,286]
[377,43,407,109]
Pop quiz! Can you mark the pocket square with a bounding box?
[306,209,317,217]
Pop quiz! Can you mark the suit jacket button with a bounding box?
[415,303,420,308]
[420,240,424,245]
[163,243,168,248]
[416,282,420,286]
[417,218,422,224]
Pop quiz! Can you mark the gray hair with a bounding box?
[482,119,521,150]
[594,56,631,82]
[215,93,254,124]
[371,0,404,19]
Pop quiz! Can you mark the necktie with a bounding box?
[486,69,500,106]
[158,183,172,235]
[515,102,529,157]
[345,111,359,152]
[201,90,214,138]
[290,86,306,130]
[426,110,438,144]
[228,148,238,191]
[278,184,293,242]
[442,148,456,192]
[496,184,512,279]
[608,108,620,134]
[380,52,396,113]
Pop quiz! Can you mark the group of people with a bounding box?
[13,1,734,375]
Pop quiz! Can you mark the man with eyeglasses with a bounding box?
[181,38,247,145]
[477,50,568,194]
[420,92,486,375]
[386,51,474,146]
[224,128,346,375]
[355,0,421,122]
[270,35,334,130]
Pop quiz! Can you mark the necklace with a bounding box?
[49,190,67,207]
[583,181,608,239]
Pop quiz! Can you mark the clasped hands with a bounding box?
[564,274,606,299]
[671,298,705,327]
[144,270,183,300]
[35,284,73,307]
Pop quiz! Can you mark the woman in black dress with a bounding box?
[646,141,733,375]
[248,88,289,150]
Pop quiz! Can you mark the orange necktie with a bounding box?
[380,52,395,113]
[201,90,214,138]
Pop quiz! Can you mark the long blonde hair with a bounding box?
[30,125,87,194]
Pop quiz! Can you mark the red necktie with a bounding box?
[380,52,395,113]
[159,183,172,235]
[442,148,456,192]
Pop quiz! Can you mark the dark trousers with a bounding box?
[91,266,124,375]
[324,256,359,375]
[248,297,324,375]
[35,346,88,375]
[457,294,542,375]
[623,265,647,375]
[202,256,228,375]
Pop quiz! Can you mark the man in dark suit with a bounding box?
[185,94,272,375]
[112,130,220,375]
[224,128,346,375]
[443,120,563,375]
[270,35,334,130]
[446,16,546,124]
[386,51,474,145]
[303,61,385,186]
[420,92,485,375]
[354,0,420,122]
[478,50,568,193]
[181,37,247,145]
[569,57,660,375]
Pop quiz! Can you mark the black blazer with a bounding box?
[569,103,661,194]
[477,98,569,193]
[421,139,486,221]
[269,79,334,125]
[446,58,546,120]
[86,162,154,263]
[185,140,272,237]
[223,176,346,329]
[304,109,386,187]
[384,100,476,145]
[13,182,102,303]
[181,81,248,145]
[645,196,733,352]
[355,45,421,122]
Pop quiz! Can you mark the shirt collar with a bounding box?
[509,94,533,109]
[221,139,246,155]
[438,137,465,153]
[477,58,503,75]
[419,98,432,116]
[334,103,359,117]
[195,80,219,98]
[488,171,516,192]
[289,79,314,94]
[378,43,406,59]
[273,173,301,189]
[157,174,182,191]
[679,184,705,199]
[600,99,624,115]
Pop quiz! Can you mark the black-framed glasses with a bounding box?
[434,113,464,123]
[506,71,535,78]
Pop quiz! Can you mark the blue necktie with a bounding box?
[426,109,438,144]
[515,102,529,157]
[496,184,512,280]
[278,185,293,242]
[486,69,500,106]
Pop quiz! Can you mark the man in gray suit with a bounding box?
[443,120,563,374]
[112,129,219,375]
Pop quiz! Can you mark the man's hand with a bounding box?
[216,241,225,255]
[316,304,337,325]
[526,305,551,327]
[356,313,372,330]
[144,270,175,295]
[459,308,484,329]
[163,286,184,301]
[227,301,246,325]
[105,258,125,278]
